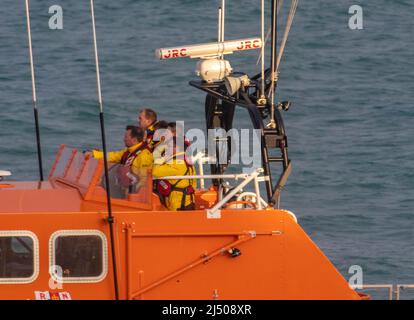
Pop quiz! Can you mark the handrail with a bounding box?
[237,192,268,208]
[354,284,414,300]
[191,151,214,189]
[130,232,256,299]
[154,168,266,217]
[353,284,394,300]
[396,284,414,300]
[153,173,252,180]
[207,169,264,217]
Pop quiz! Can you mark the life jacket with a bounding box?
[117,143,149,188]
[145,121,158,150]
[184,136,191,151]
[155,154,195,211]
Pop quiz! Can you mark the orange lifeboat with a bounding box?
[0,0,365,301]
[0,145,362,300]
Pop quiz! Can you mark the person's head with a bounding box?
[160,135,188,164]
[138,108,157,130]
[167,122,176,136]
[172,136,185,153]
[167,121,185,138]
[124,125,144,147]
[154,120,169,131]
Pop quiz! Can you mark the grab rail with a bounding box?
[354,284,394,300]
[154,168,267,218]
[353,284,414,300]
[396,284,414,300]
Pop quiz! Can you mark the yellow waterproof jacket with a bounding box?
[152,153,196,211]
[146,121,158,151]
[92,142,153,187]
[152,141,168,162]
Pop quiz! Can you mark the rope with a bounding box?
[277,0,298,71]
[256,0,283,66]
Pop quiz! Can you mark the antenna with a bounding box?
[218,7,222,43]
[219,0,225,60]
[221,0,225,44]
[267,0,279,129]
[258,0,266,105]
[24,0,44,181]
[256,0,283,65]
[90,0,119,300]
[217,5,223,59]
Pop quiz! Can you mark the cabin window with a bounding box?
[0,231,39,283]
[50,230,107,283]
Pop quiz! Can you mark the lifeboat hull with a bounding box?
[0,209,361,300]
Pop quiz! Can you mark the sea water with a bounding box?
[0,0,413,299]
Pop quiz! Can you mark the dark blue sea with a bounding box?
[0,0,413,299]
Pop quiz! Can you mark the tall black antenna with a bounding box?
[90,0,119,300]
[25,0,44,181]
[268,0,278,129]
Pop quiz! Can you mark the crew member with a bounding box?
[152,138,196,211]
[137,108,158,150]
[167,121,191,150]
[152,120,171,161]
[87,125,153,191]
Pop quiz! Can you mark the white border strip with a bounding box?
[49,230,108,283]
[0,230,39,284]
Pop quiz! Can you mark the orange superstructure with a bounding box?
[0,146,362,300]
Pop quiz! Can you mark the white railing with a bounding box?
[206,168,264,218]
[396,284,414,300]
[237,192,268,208]
[354,284,414,300]
[354,284,394,300]
[154,167,268,218]
[191,152,211,190]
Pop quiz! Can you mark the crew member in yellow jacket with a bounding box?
[153,138,196,211]
[87,125,153,192]
[137,108,159,151]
